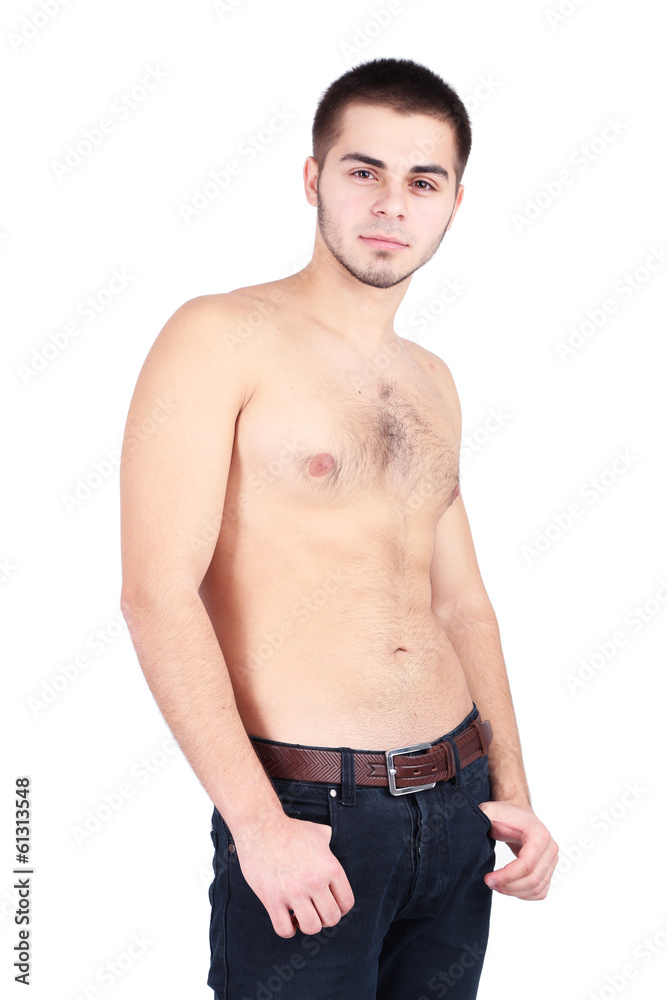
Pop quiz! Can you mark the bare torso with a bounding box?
[199,278,474,749]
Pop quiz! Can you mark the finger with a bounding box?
[488,828,550,886]
[489,864,556,900]
[311,890,344,928]
[303,819,333,843]
[487,843,558,896]
[291,898,324,937]
[272,907,297,938]
[487,856,530,889]
[330,873,355,915]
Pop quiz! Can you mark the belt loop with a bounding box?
[445,737,462,790]
[340,748,356,806]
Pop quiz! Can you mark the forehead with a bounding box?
[332,102,457,173]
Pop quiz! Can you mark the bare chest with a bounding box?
[229,348,459,519]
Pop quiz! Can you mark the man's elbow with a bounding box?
[120,577,198,629]
[120,589,153,632]
[433,595,498,635]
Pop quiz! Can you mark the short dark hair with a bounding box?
[312,58,472,189]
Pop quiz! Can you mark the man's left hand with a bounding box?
[478,800,559,900]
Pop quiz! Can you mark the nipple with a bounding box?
[308,453,335,477]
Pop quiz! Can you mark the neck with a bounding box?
[285,240,412,356]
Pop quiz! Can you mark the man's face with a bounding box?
[308,103,464,289]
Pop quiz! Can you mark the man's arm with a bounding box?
[119,295,354,934]
[120,295,277,832]
[403,342,530,804]
[421,347,559,899]
[430,496,531,806]
[430,458,530,807]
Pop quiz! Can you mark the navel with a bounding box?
[308,452,335,477]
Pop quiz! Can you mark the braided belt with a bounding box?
[249,715,492,796]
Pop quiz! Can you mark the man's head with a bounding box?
[312,58,472,191]
[305,58,471,290]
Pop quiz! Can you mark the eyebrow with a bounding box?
[339,152,449,181]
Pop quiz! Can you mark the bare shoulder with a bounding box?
[167,289,273,344]
[399,337,461,425]
[160,289,279,380]
[156,291,249,342]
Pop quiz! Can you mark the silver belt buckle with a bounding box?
[385,741,437,796]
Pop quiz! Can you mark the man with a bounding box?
[120,57,558,999]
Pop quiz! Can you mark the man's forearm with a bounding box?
[121,588,285,848]
[435,606,531,808]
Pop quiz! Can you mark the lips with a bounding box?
[359,235,408,249]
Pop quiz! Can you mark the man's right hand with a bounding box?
[232,815,355,938]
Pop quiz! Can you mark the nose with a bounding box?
[372,176,407,220]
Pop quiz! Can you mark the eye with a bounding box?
[352,169,375,180]
[412,179,435,191]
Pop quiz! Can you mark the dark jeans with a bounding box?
[208,702,496,999]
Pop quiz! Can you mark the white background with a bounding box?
[2,0,666,997]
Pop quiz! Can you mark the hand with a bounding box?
[233,815,355,938]
[478,799,559,900]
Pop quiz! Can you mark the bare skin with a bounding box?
[199,281,473,749]
[120,103,559,939]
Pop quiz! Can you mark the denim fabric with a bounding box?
[208,702,496,999]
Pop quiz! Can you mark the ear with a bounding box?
[446,183,465,232]
[304,156,319,207]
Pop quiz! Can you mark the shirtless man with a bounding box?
[120,58,558,999]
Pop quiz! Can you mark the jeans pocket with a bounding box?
[208,826,220,953]
[460,755,493,834]
[210,826,219,877]
[272,778,335,843]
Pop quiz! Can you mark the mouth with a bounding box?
[359,235,408,250]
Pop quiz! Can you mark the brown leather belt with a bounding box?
[249,715,492,796]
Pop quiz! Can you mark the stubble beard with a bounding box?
[315,185,452,290]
